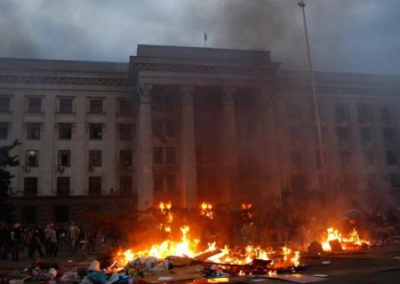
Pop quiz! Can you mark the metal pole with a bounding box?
[298,0,327,191]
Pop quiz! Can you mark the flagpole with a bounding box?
[204,31,207,48]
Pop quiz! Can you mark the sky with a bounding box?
[0,0,399,74]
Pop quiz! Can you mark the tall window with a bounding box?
[59,123,72,140]
[26,123,41,140]
[390,173,400,188]
[120,150,132,167]
[119,99,132,115]
[89,177,102,195]
[58,150,71,167]
[337,127,350,143]
[120,176,132,195]
[357,104,372,123]
[0,122,8,140]
[26,150,39,167]
[383,128,395,144]
[89,150,102,167]
[153,147,163,164]
[28,98,42,113]
[387,151,398,165]
[166,147,176,164]
[360,127,372,144]
[57,177,70,196]
[24,177,38,196]
[89,99,103,114]
[381,106,392,124]
[0,97,10,113]
[59,98,73,113]
[119,124,134,141]
[334,104,349,122]
[89,124,103,140]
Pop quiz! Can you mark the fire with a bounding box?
[241,203,253,210]
[321,227,370,251]
[200,202,214,219]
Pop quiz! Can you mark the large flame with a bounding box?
[321,227,370,251]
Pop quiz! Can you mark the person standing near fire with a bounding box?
[69,221,80,254]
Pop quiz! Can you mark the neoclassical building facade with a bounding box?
[1,45,399,223]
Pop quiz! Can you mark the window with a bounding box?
[90,99,103,114]
[387,151,398,165]
[58,123,72,140]
[89,124,103,140]
[120,150,132,167]
[22,207,36,224]
[166,147,176,164]
[381,106,392,124]
[390,173,400,188]
[120,176,132,195]
[153,147,164,164]
[59,98,73,113]
[89,150,102,167]
[152,120,163,137]
[337,127,350,143]
[357,104,372,123]
[166,174,176,193]
[57,177,70,196]
[119,124,133,141]
[88,177,102,195]
[0,122,8,139]
[54,206,69,223]
[28,98,42,113]
[360,128,372,144]
[152,95,173,111]
[154,174,164,191]
[287,127,301,143]
[58,150,71,167]
[119,99,132,115]
[364,151,375,166]
[26,150,39,167]
[0,97,10,113]
[24,177,38,196]
[290,151,302,167]
[286,103,300,119]
[291,174,307,190]
[26,123,41,140]
[152,120,175,137]
[334,104,349,122]
[340,151,351,167]
[383,128,395,144]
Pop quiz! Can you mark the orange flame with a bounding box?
[200,202,214,219]
[321,227,370,252]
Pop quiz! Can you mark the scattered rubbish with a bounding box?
[321,261,331,265]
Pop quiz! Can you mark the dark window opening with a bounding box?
[26,150,39,167]
[89,150,102,167]
[58,150,71,167]
[89,124,103,140]
[59,123,72,140]
[90,99,103,114]
[0,122,8,139]
[28,98,42,113]
[59,98,73,113]
[57,177,70,196]
[89,177,102,195]
[119,124,133,141]
[24,177,38,196]
[120,150,132,167]
[119,99,133,115]
[54,206,69,223]
[26,123,41,140]
[120,176,132,195]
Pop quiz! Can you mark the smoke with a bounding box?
[0,0,399,74]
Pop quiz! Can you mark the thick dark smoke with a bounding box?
[0,2,40,58]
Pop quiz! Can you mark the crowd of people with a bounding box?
[0,221,102,261]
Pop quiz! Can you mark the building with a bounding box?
[0,45,399,223]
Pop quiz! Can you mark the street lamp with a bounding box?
[297,0,327,191]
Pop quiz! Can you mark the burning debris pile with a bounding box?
[108,202,302,283]
[320,227,371,252]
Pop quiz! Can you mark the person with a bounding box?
[0,222,11,259]
[69,221,80,253]
[27,225,44,259]
[47,223,58,257]
[11,223,23,261]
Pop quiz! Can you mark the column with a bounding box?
[221,87,239,204]
[260,88,282,208]
[136,84,153,209]
[180,85,197,208]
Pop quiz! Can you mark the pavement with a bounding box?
[0,245,399,283]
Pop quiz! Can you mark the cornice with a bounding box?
[132,62,279,77]
[0,74,129,86]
